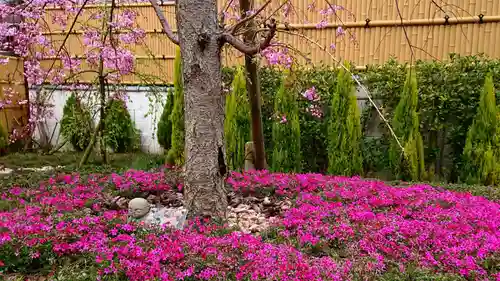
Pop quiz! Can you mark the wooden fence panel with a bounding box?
[0,55,28,136]
[26,0,500,83]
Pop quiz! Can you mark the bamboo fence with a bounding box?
[33,0,500,83]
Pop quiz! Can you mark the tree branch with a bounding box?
[228,0,272,34]
[223,19,276,55]
[148,0,179,45]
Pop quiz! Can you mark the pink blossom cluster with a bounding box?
[229,171,500,280]
[0,169,354,280]
[0,0,145,142]
[1,169,498,279]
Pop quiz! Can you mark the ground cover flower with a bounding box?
[0,169,498,280]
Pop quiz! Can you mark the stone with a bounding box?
[0,167,13,175]
[128,198,150,219]
[263,197,271,206]
[147,194,158,203]
[249,224,261,232]
[244,142,255,171]
[116,197,129,209]
[130,204,188,230]
[252,205,261,213]
[230,197,241,207]
[234,204,250,213]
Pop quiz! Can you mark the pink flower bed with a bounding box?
[0,169,499,280]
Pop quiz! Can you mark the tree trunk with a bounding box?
[239,0,267,170]
[98,73,108,164]
[176,0,228,219]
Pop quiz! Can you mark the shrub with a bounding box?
[60,93,93,151]
[462,73,499,185]
[166,47,185,166]
[362,55,500,181]
[224,66,250,170]
[327,62,362,176]
[0,123,8,155]
[294,67,336,173]
[157,88,174,151]
[389,68,425,181]
[103,98,140,153]
[271,71,301,172]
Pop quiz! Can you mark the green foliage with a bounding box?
[362,54,500,181]
[462,73,499,185]
[0,123,8,154]
[224,66,334,173]
[378,266,466,281]
[103,98,140,153]
[361,136,391,178]
[167,47,185,166]
[327,62,362,176]
[0,242,56,274]
[221,55,500,180]
[60,93,93,151]
[293,67,336,173]
[157,88,174,151]
[224,66,250,170]
[389,68,425,181]
[271,71,301,172]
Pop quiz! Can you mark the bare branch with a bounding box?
[228,0,272,34]
[223,19,276,55]
[148,0,179,45]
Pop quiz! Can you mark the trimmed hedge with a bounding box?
[222,54,500,183]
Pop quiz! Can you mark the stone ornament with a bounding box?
[244,141,255,171]
[128,197,187,230]
[128,198,150,218]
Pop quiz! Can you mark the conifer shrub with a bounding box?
[327,62,362,176]
[60,93,93,151]
[0,123,8,155]
[166,47,185,166]
[224,66,250,170]
[462,73,499,185]
[157,88,174,151]
[271,71,301,172]
[103,98,140,153]
[389,68,425,181]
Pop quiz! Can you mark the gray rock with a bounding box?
[252,205,261,213]
[131,205,188,230]
[234,204,250,213]
[263,197,271,206]
[0,167,13,175]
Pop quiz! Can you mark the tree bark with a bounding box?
[239,0,267,170]
[176,0,228,219]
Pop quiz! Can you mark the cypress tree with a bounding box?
[224,66,250,170]
[0,123,8,155]
[157,88,174,151]
[328,63,362,175]
[271,71,301,172]
[166,47,185,165]
[60,93,93,151]
[104,98,140,153]
[462,73,498,185]
[389,68,425,181]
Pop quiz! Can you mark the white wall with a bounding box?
[31,85,171,154]
[30,83,380,154]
